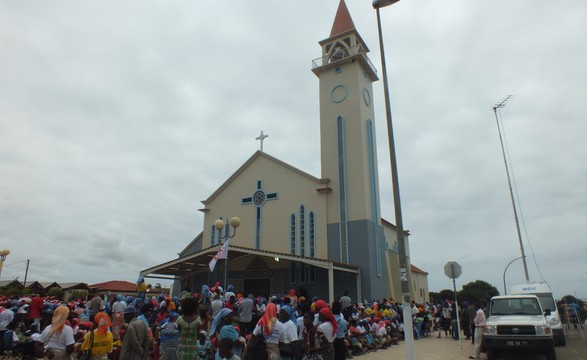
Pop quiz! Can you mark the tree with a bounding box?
[430,289,456,304]
[459,280,499,304]
[70,290,88,301]
[48,287,64,300]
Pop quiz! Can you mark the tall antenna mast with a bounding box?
[492,95,530,283]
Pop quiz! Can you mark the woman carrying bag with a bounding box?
[36,305,75,360]
[80,313,113,360]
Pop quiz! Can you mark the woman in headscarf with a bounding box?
[316,308,337,360]
[251,303,286,360]
[81,312,114,360]
[111,295,127,341]
[210,308,239,360]
[176,297,201,360]
[36,305,75,360]
[287,290,298,309]
[157,312,179,360]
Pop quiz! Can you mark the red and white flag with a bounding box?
[209,239,230,272]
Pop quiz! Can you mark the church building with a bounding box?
[141,0,427,303]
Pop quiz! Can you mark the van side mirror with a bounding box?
[544,309,551,316]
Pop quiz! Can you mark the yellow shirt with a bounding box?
[81,331,113,356]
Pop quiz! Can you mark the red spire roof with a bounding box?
[329,0,356,37]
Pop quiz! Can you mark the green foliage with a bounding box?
[430,289,456,304]
[0,285,25,297]
[459,280,500,304]
[70,290,88,301]
[48,287,64,300]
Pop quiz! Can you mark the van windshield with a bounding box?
[535,294,556,312]
[490,298,543,316]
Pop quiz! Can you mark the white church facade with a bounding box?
[141,0,428,303]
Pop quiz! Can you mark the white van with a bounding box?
[510,283,565,346]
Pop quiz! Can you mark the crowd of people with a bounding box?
[0,281,486,360]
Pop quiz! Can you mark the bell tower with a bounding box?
[312,0,388,297]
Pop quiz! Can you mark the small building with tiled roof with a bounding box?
[411,264,430,304]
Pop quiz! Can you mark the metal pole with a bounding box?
[452,277,462,349]
[492,102,529,282]
[502,256,522,295]
[23,259,30,287]
[224,236,228,292]
[375,6,414,359]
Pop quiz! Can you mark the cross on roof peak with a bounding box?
[255,131,269,152]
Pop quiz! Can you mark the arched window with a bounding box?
[210,224,216,246]
[309,212,315,258]
[299,205,306,257]
[290,213,297,284]
[290,214,296,255]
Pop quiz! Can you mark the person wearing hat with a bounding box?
[119,304,152,360]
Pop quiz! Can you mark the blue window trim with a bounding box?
[290,214,296,255]
[337,116,349,263]
[299,205,306,257]
[309,211,315,258]
[367,120,382,276]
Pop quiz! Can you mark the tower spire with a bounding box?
[330,0,355,37]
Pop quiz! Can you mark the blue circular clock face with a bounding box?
[331,85,348,103]
[363,88,371,107]
[253,190,266,207]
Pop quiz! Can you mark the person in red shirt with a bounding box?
[30,294,44,328]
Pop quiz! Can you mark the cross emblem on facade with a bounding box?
[255,131,269,152]
[241,180,278,249]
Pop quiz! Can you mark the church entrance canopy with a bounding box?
[140,244,361,303]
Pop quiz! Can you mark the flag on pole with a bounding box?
[219,239,229,259]
[209,239,230,272]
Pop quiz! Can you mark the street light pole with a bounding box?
[502,256,523,295]
[372,1,414,359]
[492,96,530,283]
[0,249,10,280]
[213,217,241,291]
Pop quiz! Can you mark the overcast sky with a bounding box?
[1,0,585,300]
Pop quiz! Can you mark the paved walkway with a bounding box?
[357,335,480,360]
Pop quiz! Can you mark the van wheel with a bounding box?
[557,336,566,346]
[546,348,557,360]
[486,347,497,360]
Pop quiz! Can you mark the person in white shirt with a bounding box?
[316,308,337,359]
[469,302,486,360]
[252,303,286,359]
[278,305,298,360]
[0,307,15,332]
[37,305,76,360]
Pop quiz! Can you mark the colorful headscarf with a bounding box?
[94,312,113,336]
[258,303,278,334]
[319,307,338,336]
[314,299,328,313]
[220,325,238,341]
[280,305,295,323]
[210,308,232,335]
[49,305,70,334]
